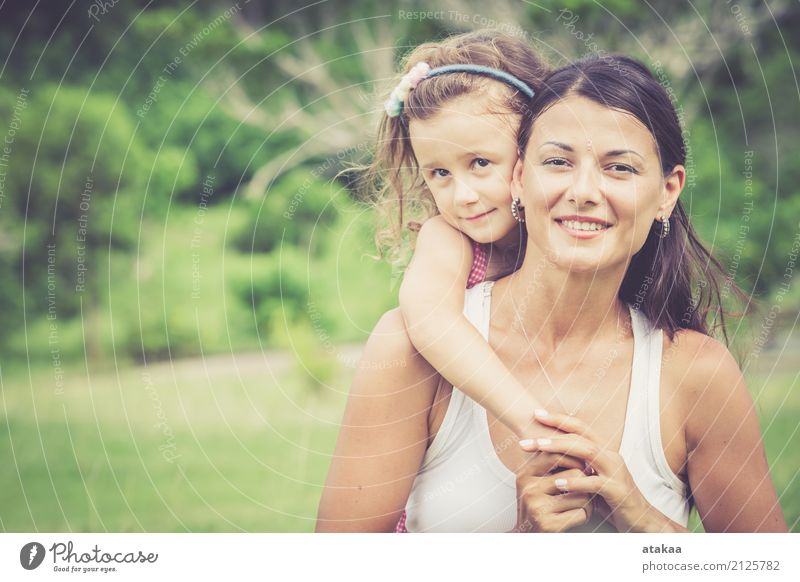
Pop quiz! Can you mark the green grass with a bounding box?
[1,341,798,532]
[0,351,351,532]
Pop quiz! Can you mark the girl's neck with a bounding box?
[497,248,629,350]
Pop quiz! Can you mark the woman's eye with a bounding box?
[473,158,490,168]
[543,157,570,167]
[607,163,638,174]
[431,168,450,178]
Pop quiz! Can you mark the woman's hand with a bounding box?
[519,410,687,532]
[514,465,594,532]
[513,444,595,533]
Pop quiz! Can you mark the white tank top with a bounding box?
[404,281,690,532]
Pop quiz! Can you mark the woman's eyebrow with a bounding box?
[538,141,645,162]
[604,149,645,162]
[539,141,573,151]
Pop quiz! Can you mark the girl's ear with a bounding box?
[511,158,525,200]
[659,164,685,218]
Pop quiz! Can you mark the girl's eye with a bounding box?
[431,168,450,178]
[473,158,490,168]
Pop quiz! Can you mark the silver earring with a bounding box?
[658,216,670,238]
[511,198,525,223]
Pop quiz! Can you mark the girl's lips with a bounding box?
[465,209,496,221]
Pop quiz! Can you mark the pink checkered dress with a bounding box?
[395,239,488,533]
[466,240,488,288]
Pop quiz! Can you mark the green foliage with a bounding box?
[0,0,797,365]
[231,170,340,254]
[686,118,798,295]
[0,84,147,337]
[108,205,257,363]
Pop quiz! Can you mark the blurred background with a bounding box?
[0,0,797,532]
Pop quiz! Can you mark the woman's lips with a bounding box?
[555,217,612,239]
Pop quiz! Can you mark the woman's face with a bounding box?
[513,95,684,273]
[409,91,520,246]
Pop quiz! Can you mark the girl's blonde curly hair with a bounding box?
[359,30,549,270]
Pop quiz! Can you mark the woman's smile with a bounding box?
[554,215,613,239]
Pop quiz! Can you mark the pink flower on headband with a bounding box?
[384,61,431,117]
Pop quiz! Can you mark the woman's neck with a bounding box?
[496,248,629,350]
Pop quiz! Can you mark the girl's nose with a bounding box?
[453,177,480,205]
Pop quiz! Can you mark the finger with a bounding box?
[543,469,587,495]
[519,438,589,469]
[524,435,613,475]
[519,451,586,474]
[553,507,591,531]
[532,409,600,442]
[543,452,585,473]
[549,492,593,513]
[553,475,609,497]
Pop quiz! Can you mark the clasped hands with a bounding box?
[513,409,658,533]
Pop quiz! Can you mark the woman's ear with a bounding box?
[659,164,685,218]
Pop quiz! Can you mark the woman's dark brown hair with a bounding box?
[517,55,744,340]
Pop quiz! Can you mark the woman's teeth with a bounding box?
[561,220,609,231]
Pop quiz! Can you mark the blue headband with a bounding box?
[384,63,535,118]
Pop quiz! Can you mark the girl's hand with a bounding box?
[520,410,683,532]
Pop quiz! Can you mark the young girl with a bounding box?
[369,31,555,442]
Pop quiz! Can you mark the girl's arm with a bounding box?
[398,215,545,439]
[316,309,437,531]
[679,333,788,532]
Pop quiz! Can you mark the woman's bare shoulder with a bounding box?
[662,328,748,445]
[663,329,741,388]
[663,330,786,532]
[355,308,441,403]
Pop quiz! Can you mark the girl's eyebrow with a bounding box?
[421,150,496,167]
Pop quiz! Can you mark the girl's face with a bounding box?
[409,92,520,246]
[513,95,684,273]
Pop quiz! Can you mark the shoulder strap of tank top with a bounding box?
[625,307,686,494]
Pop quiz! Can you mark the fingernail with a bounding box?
[555,478,568,489]
[537,438,552,447]
[519,439,536,449]
[534,409,549,418]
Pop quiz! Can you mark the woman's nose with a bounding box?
[567,165,602,207]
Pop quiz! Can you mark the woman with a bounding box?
[315,56,787,532]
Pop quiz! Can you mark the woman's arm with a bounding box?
[399,216,544,438]
[680,334,788,532]
[315,309,439,532]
